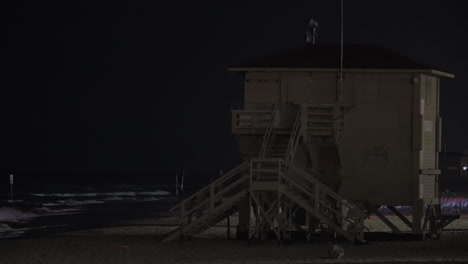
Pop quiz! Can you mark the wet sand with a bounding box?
[1,216,467,263]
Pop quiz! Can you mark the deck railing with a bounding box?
[231,110,279,135]
[300,104,343,144]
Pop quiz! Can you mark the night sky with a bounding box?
[6,0,468,185]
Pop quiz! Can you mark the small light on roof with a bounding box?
[463,166,467,171]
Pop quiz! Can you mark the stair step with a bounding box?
[280,186,356,242]
[307,120,333,123]
[275,128,292,132]
[251,169,279,173]
[163,189,248,241]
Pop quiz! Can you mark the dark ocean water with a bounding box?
[2,183,467,239]
[0,184,179,238]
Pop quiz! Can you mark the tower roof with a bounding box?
[229,44,453,78]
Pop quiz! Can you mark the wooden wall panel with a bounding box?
[244,72,280,110]
[339,73,413,205]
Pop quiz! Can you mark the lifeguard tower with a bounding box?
[164,44,455,243]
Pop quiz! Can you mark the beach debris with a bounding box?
[327,244,344,259]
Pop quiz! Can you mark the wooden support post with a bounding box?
[180,199,185,241]
[411,74,424,236]
[422,205,430,235]
[301,104,308,143]
[314,184,319,214]
[277,160,281,244]
[413,198,426,235]
[388,206,413,229]
[227,212,231,239]
[210,182,214,211]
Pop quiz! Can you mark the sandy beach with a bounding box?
[1,216,467,264]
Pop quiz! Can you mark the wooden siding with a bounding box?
[422,75,437,170]
[244,72,280,110]
[421,74,439,201]
[238,70,442,206]
[339,73,413,205]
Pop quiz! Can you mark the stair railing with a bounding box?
[169,161,250,238]
[259,105,277,158]
[332,105,343,146]
[285,107,302,162]
[280,160,368,240]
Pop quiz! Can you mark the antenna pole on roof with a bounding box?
[338,0,344,104]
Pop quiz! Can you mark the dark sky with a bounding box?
[6,0,468,185]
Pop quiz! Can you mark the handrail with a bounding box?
[285,107,302,161]
[169,155,367,241]
[280,173,348,227]
[279,172,316,200]
[282,160,368,219]
[170,161,249,212]
[279,160,367,240]
[280,171,343,221]
[251,158,368,220]
[178,162,249,222]
[259,105,276,158]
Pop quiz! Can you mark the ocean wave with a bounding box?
[1,200,24,204]
[55,199,105,206]
[0,223,26,238]
[141,197,162,202]
[37,207,83,214]
[103,197,137,201]
[30,190,169,198]
[0,207,37,222]
[138,191,170,196]
[31,193,99,197]
[41,203,62,207]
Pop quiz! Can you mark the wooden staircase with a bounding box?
[248,158,368,243]
[163,162,250,242]
[266,130,291,158]
[164,105,368,243]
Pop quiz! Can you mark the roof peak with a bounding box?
[231,44,440,71]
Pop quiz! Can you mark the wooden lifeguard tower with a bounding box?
[164,44,455,243]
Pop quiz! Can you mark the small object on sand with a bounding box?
[327,244,344,259]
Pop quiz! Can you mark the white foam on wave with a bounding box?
[138,191,170,196]
[0,223,48,239]
[142,197,162,202]
[1,200,24,204]
[103,192,136,196]
[31,193,99,197]
[38,207,83,214]
[0,207,37,222]
[56,199,105,206]
[42,202,62,207]
[0,223,25,238]
[103,197,137,201]
[30,190,169,198]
